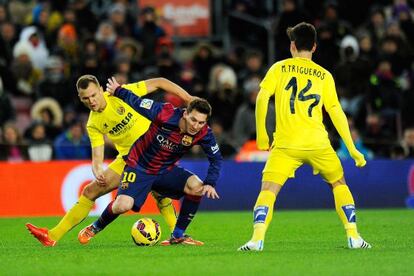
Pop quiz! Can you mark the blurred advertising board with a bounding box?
[139,0,210,37]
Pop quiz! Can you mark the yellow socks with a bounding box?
[333,185,359,238]
[152,193,177,232]
[251,190,276,242]
[49,195,94,241]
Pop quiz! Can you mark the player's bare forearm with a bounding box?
[145,78,192,103]
[92,145,106,185]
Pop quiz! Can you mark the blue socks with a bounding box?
[93,201,119,231]
[172,195,202,238]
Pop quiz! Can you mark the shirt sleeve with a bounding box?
[86,123,104,148]
[198,128,223,187]
[259,63,278,96]
[322,72,341,112]
[256,64,277,150]
[121,81,147,97]
[114,86,164,121]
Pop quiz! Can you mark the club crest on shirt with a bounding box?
[120,181,129,190]
[181,135,193,146]
[117,106,125,115]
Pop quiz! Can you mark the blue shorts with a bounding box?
[117,165,193,212]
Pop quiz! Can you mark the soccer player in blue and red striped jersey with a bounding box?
[78,77,222,245]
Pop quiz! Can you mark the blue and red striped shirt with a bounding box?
[114,87,222,187]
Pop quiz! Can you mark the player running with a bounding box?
[26,75,193,246]
[238,22,371,251]
[78,77,222,246]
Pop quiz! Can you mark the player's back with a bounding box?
[261,57,339,150]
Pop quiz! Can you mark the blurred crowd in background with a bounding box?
[0,0,414,162]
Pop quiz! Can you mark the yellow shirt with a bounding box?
[86,81,151,156]
[258,57,340,150]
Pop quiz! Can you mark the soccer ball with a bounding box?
[131,218,161,246]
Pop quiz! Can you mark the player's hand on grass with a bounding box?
[199,185,219,199]
[106,77,120,95]
[350,149,366,168]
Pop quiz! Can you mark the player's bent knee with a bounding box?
[112,196,134,214]
[261,181,282,194]
[184,175,203,194]
[330,177,347,189]
[81,181,101,201]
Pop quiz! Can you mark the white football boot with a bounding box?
[348,236,372,249]
[238,240,264,251]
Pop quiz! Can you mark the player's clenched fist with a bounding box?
[350,149,367,168]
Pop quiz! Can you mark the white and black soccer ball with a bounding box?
[131,218,161,246]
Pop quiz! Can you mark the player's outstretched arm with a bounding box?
[255,88,272,150]
[145,77,193,104]
[327,105,366,167]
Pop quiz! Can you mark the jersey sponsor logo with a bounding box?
[342,204,356,223]
[108,112,134,135]
[253,206,269,224]
[181,135,193,146]
[156,134,180,152]
[211,143,219,154]
[117,106,125,115]
[140,99,154,109]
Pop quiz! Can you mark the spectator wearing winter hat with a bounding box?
[208,64,242,131]
[13,26,49,71]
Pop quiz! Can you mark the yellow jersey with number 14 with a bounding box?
[86,81,151,156]
[259,57,340,150]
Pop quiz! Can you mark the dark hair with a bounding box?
[286,22,317,51]
[76,74,100,92]
[187,98,212,119]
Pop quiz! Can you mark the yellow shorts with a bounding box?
[262,147,344,185]
[108,155,127,175]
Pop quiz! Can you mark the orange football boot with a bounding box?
[78,225,98,245]
[161,234,204,246]
[25,223,57,247]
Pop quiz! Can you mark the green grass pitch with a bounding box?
[1,209,413,275]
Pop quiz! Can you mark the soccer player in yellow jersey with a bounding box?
[238,22,371,251]
[26,75,193,246]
